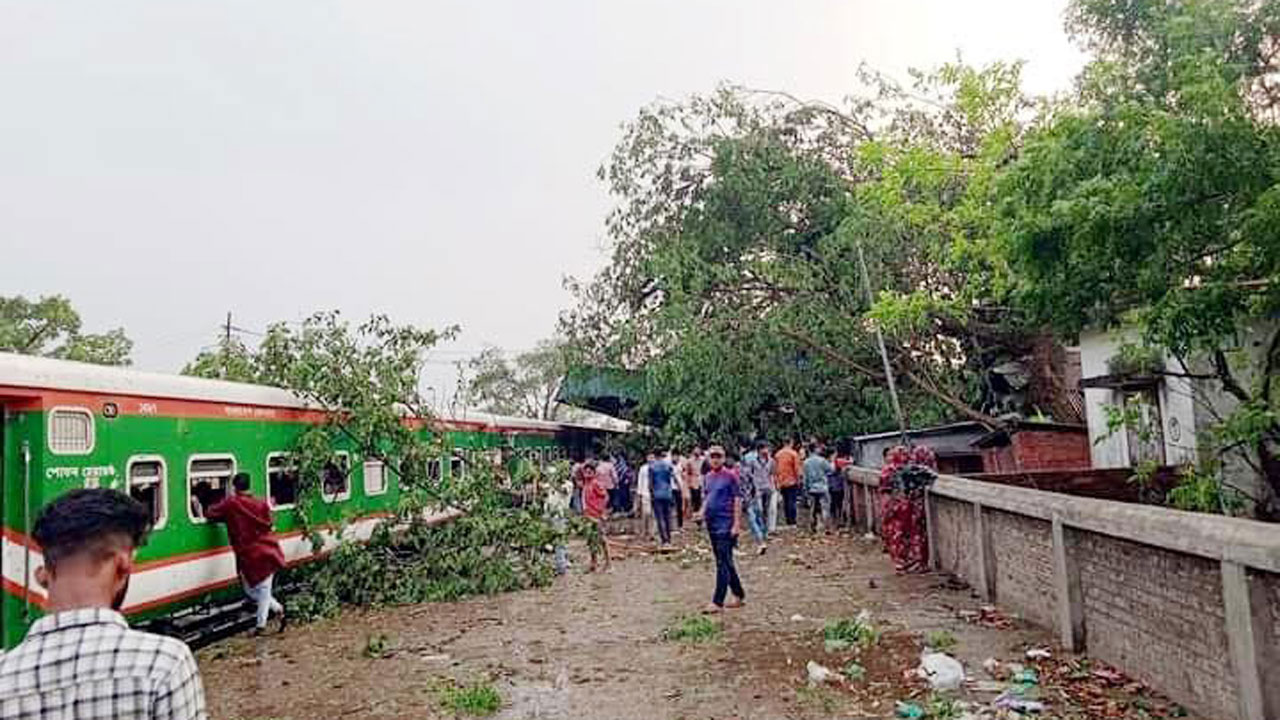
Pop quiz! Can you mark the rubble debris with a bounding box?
[918,652,965,691]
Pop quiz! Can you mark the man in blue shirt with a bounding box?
[802,443,835,534]
[648,450,676,546]
[699,445,744,613]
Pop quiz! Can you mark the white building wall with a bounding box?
[1078,328,1199,469]
[1079,329,1131,468]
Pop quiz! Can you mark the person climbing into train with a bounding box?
[699,445,744,613]
[204,472,287,635]
[0,488,208,719]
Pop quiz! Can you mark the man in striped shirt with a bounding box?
[0,488,207,720]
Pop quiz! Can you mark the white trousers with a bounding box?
[244,575,283,629]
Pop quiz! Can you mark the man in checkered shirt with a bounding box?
[0,488,208,720]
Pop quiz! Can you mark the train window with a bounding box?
[364,459,388,496]
[267,453,299,509]
[429,457,443,482]
[48,406,94,455]
[127,456,167,530]
[188,455,235,523]
[321,452,351,502]
[450,450,466,479]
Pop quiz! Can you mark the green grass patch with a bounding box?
[435,680,502,717]
[822,613,880,650]
[925,693,963,719]
[924,629,957,652]
[796,685,841,714]
[362,632,394,659]
[662,615,722,643]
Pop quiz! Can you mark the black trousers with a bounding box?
[830,489,845,526]
[653,496,673,544]
[781,486,801,525]
[690,487,703,513]
[673,489,684,528]
[710,533,744,605]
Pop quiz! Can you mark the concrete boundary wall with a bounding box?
[846,468,1280,720]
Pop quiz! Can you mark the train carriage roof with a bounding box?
[0,352,628,434]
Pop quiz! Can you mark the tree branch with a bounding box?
[1211,350,1253,403]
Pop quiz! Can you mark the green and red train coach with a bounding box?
[0,353,616,649]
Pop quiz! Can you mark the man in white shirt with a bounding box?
[636,452,654,540]
[0,488,208,720]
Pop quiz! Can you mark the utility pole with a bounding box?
[223,312,233,379]
[855,237,911,448]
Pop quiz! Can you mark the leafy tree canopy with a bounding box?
[456,339,570,420]
[1000,0,1280,514]
[562,62,1052,443]
[0,294,133,366]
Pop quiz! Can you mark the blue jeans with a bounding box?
[710,533,744,606]
[746,497,767,544]
[652,496,674,544]
[808,490,830,533]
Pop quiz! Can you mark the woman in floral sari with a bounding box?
[879,445,937,573]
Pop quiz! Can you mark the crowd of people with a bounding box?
[0,435,933,718]
[560,438,868,613]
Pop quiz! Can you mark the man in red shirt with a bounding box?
[206,472,287,634]
[580,461,612,572]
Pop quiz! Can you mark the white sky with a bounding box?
[0,1,1086,404]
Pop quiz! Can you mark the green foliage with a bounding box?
[285,463,563,619]
[1106,342,1165,378]
[1166,465,1247,515]
[457,339,569,420]
[842,661,866,682]
[434,679,502,717]
[822,615,880,650]
[562,63,1050,440]
[0,294,132,366]
[924,629,957,652]
[1001,0,1280,516]
[924,694,963,719]
[662,615,722,644]
[180,312,588,618]
[362,632,394,659]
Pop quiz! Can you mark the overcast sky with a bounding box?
[0,1,1085,405]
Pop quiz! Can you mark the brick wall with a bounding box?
[977,428,1091,473]
[1256,570,1280,716]
[933,497,978,582]
[987,510,1057,629]
[1074,533,1237,720]
[850,467,1280,720]
[1012,429,1090,470]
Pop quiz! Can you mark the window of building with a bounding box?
[429,457,443,482]
[364,459,388,496]
[127,456,167,530]
[267,453,299,509]
[322,452,351,502]
[188,455,235,522]
[450,450,466,479]
[48,407,94,455]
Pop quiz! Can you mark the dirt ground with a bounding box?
[199,525,1198,720]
